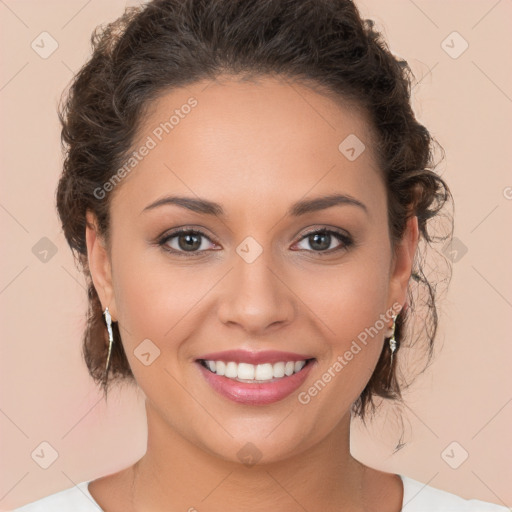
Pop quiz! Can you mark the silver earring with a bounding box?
[388,313,398,365]
[103,307,114,375]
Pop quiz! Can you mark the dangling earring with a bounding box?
[103,307,114,376]
[388,313,398,366]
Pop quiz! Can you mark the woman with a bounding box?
[13,0,508,510]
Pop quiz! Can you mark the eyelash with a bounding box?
[157,226,354,257]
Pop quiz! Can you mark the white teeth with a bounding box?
[202,359,310,381]
[255,363,273,381]
[225,361,238,378]
[294,360,305,372]
[215,361,226,376]
[273,362,285,378]
[237,362,255,380]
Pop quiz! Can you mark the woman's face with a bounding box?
[87,75,417,464]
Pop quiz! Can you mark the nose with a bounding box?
[217,249,296,335]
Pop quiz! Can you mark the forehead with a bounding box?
[111,75,384,218]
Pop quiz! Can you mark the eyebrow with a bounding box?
[141,193,368,217]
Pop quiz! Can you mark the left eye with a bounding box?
[294,229,351,253]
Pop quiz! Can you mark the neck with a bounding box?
[127,400,370,512]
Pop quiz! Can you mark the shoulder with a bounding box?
[10,481,102,512]
[400,475,509,511]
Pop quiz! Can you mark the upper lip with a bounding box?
[196,349,314,365]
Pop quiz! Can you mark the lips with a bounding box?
[195,349,316,405]
[197,349,314,365]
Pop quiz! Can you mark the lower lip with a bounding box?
[197,360,315,405]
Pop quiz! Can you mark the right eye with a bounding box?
[158,228,218,256]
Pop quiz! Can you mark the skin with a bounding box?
[85,75,419,512]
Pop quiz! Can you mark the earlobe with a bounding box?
[389,215,420,307]
[85,210,117,320]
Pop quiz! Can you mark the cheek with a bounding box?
[111,241,215,361]
[294,251,391,347]
[114,267,184,332]
[293,256,391,418]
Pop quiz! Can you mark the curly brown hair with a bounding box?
[56,0,453,421]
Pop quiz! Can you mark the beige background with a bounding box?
[1,0,511,510]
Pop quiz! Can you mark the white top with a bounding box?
[11,475,509,511]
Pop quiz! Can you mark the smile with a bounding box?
[195,351,316,405]
[199,359,312,383]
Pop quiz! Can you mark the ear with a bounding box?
[85,210,117,321]
[388,215,419,310]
